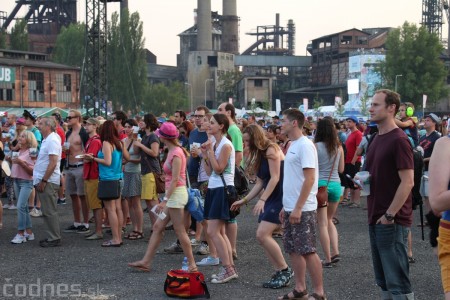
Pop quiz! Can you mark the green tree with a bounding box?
[107,10,147,111]
[9,19,28,51]
[217,70,242,103]
[0,30,6,49]
[360,91,370,118]
[53,23,85,67]
[313,92,324,109]
[142,81,188,115]
[377,22,448,109]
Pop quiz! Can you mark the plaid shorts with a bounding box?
[283,210,317,255]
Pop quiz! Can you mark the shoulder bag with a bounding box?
[219,172,240,219]
[317,152,338,208]
[97,143,123,201]
[185,168,204,222]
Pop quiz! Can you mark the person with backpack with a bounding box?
[395,102,419,147]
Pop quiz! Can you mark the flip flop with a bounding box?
[128,231,144,240]
[128,262,150,272]
[101,240,121,247]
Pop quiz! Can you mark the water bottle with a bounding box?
[181,257,189,271]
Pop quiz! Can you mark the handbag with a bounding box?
[185,169,204,222]
[164,269,210,299]
[97,179,121,201]
[219,173,240,219]
[154,171,166,194]
[234,166,249,196]
[317,152,338,208]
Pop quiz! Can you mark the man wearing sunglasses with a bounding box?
[64,110,90,234]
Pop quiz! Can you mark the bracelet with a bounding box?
[259,198,266,202]
[242,197,248,204]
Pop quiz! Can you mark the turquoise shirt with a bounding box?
[98,148,123,180]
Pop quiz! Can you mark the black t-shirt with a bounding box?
[419,131,440,171]
[366,128,414,226]
[140,132,161,175]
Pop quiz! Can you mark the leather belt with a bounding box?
[68,163,84,168]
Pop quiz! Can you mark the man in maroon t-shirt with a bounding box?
[365,89,414,299]
[343,116,363,207]
[82,118,103,240]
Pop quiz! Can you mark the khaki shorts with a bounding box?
[84,179,102,210]
[166,186,188,209]
[439,221,450,292]
[141,173,158,200]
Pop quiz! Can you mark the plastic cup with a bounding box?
[30,148,38,158]
[356,171,370,196]
[63,142,70,151]
[12,152,19,159]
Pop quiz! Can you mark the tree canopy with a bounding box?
[107,10,148,111]
[53,23,85,67]
[141,81,188,115]
[378,22,448,108]
[9,19,28,51]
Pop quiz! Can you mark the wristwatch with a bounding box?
[384,213,395,222]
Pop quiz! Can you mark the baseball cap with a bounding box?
[424,113,441,124]
[346,116,359,124]
[16,117,25,125]
[23,109,37,121]
[155,122,178,140]
[157,117,166,123]
[85,118,100,126]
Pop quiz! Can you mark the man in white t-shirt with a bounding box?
[278,108,326,300]
[33,117,62,247]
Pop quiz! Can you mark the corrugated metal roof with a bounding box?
[0,57,80,70]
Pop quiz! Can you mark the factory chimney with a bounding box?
[120,0,128,14]
[197,0,212,51]
[222,0,239,54]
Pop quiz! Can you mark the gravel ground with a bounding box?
[0,196,443,300]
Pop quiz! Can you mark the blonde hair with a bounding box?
[20,131,38,149]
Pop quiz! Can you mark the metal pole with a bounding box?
[395,74,402,92]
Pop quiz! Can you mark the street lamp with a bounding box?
[204,78,213,108]
[395,74,403,92]
[184,82,193,112]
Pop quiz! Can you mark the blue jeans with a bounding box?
[369,224,414,300]
[13,178,34,231]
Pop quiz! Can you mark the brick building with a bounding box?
[0,49,81,109]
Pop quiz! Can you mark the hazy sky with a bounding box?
[2,0,428,65]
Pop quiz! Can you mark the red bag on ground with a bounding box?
[164,269,210,299]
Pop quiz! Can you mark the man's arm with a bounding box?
[235,151,243,167]
[378,169,414,224]
[289,168,315,224]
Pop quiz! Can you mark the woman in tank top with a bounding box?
[314,117,345,267]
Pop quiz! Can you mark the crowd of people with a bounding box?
[0,89,449,299]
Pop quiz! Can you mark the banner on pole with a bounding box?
[423,94,427,109]
[303,98,308,112]
[335,96,342,107]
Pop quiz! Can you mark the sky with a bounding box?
[1,0,429,66]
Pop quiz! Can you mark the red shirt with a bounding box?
[345,130,363,163]
[118,128,127,140]
[83,135,102,180]
[56,126,66,159]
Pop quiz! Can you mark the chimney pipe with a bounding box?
[197,0,212,51]
[222,0,239,54]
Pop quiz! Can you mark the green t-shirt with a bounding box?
[228,123,243,152]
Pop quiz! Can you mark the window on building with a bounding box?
[55,73,72,103]
[340,35,353,45]
[0,82,15,101]
[28,72,44,101]
[197,56,202,65]
[357,36,368,45]
[254,79,263,87]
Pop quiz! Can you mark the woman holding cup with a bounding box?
[10,131,37,244]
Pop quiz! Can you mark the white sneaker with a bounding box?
[11,234,27,244]
[2,204,10,209]
[8,204,17,210]
[190,238,200,246]
[30,208,43,217]
[197,256,220,266]
[24,232,35,241]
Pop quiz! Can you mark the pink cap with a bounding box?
[17,117,26,125]
[155,122,178,140]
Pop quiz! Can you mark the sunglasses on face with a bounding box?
[193,115,205,118]
[66,116,77,120]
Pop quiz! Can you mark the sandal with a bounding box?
[128,262,150,272]
[347,202,360,208]
[277,289,308,300]
[126,231,144,240]
[331,254,341,263]
[340,198,350,205]
[332,217,339,225]
[272,232,283,238]
[408,256,416,264]
[308,293,327,300]
[188,265,198,273]
[101,240,121,247]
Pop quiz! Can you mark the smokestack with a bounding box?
[197,0,212,51]
[275,13,280,49]
[120,0,128,13]
[222,0,239,54]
